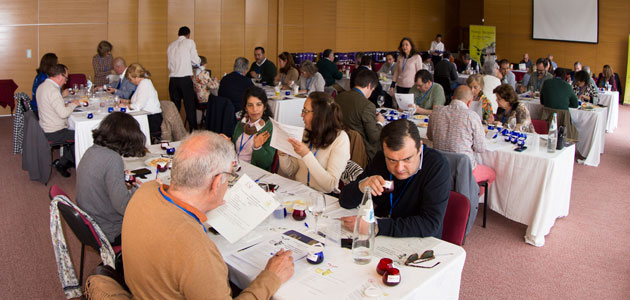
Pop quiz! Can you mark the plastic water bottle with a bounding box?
[352,186,377,265]
[547,113,557,153]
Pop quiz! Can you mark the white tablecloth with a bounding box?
[69,109,151,168]
[520,98,606,167]
[457,74,469,85]
[208,162,466,300]
[597,91,619,132]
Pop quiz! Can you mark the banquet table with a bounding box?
[68,99,151,168]
[597,91,619,132]
[262,88,307,127]
[456,74,469,85]
[519,97,606,167]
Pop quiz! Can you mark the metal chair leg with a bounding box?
[482,182,488,228]
[79,243,85,285]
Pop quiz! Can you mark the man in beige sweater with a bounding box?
[36,63,79,177]
[122,131,294,299]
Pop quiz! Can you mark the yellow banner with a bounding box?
[624,34,630,104]
[469,25,496,66]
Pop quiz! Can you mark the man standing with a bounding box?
[498,59,516,90]
[339,119,451,238]
[526,58,553,92]
[123,131,294,299]
[219,57,255,113]
[335,68,386,159]
[36,64,80,177]
[316,49,344,89]
[105,57,136,100]
[410,70,446,115]
[427,86,485,170]
[429,34,444,56]
[247,46,277,86]
[457,53,479,74]
[520,53,533,69]
[167,26,201,131]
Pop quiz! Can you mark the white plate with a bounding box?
[144,157,171,168]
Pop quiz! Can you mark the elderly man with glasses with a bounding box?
[339,119,451,238]
[35,63,80,177]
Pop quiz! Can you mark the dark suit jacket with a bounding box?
[316,58,343,86]
[350,66,391,108]
[434,60,458,86]
[206,95,236,137]
[334,89,382,159]
[457,60,479,73]
[246,59,277,85]
[218,72,254,112]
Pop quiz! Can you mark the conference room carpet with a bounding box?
[0,106,628,299]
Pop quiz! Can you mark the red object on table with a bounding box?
[0,79,18,112]
[64,73,88,90]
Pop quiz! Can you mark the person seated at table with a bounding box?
[339,119,450,238]
[520,53,533,70]
[278,92,350,194]
[421,52,433,72]
[274,51,299,89]
[246,46,277,85]
[582,65,599,92]
[570,61,582,82]
[544,57,554,74]
[193,55,219,104]
[457,53,479,74]
[466,74,494,124]
[572,70,597,103]
[540,69,578,110]
[36,63,80,177]
[518,64,535,94]
[297,60,325,95]
[31,52,59,115]
[231,86,275,172]
[316,49,344,90]
[434,51,458,91]
[105,57,137,100]
[92,40,114,87]
[428,86,485,168]
[597,64,620,92]
[526,58,552,92]
[122,131,294,299]
[481,63,501,115]
[390,37,424,95]
[409,70,445,115]
[77,112,145,246]
[351,56,388,107]
[547,54,558,70]
[335,68,386,159]
[219,57,255,113]
[499,59,516,90]
[493,84,535,133]
[119,63,163,141]
[377,53,396,78]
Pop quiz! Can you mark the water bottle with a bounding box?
[556,126,566,150]
[352,186,377,265]
[547,113,557,153]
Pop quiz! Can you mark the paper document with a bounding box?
[270,118,305,158]
[395,93,415,110]
[206,174,279,243]
[230,231,312,270]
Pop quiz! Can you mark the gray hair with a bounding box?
[170,131,235,190]
[482,60,499,76]
[113,57,126,67]
[300,60,318,75]
[583,65,591,75]
[234,57,249,74]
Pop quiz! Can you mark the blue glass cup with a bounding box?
[120,107,126,113]
[87,113,93,119]
[108,107,114,113]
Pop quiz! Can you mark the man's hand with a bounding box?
[264,249,294,283]
[62,89,70,97]
[376,113,385,124]
[70,100,80,106]
[358,175,386,196]
[288,138,309,157]
[106,87,116,94]
[388,87,395,97]
[249,71,258,78]
[253,131,270,148]
[341,216,357,231]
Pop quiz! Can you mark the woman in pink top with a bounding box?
[390,37,424,95]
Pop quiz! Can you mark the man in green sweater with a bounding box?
[316,49,343,89]
[247,46,277,85]
[540,69,578,110]
[410,70,446,115]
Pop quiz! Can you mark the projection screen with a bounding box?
[532,0,598,44]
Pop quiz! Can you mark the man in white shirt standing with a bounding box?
[36,64,80,177]
[167,26,201,131]
[429,34,445,57]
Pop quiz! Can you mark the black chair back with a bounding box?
[434,76,453,105]
[206,95,236,137]
[57,202,101,252]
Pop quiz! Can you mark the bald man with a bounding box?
[427,85,486,169]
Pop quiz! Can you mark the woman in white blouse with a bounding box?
[390,37,424,96]
[298,60,325,95]
[121,63,163,140]
[278,92,350,194]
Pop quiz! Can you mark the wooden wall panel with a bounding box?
[0,26,38,115]
[108,0,139,64]
[168,0,195,42]
[303,0,336,53]
[0,0,38,25]
[484,0,630,92]
[138,0,168,99]
[195,0,222,76]
[266,0,279,63]
[39,0,108,24]
[245,0,269,66]
[281,0,304,52]
[221,0,245,76]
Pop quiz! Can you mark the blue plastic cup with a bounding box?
[87,113,93,119]
[120,107,127,113]
[108,107,114,113]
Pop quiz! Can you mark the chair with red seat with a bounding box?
[64,73,87,90]
[531,119,549,134]
[473,164,496,228]
[49,184,69,200]
[442,191,471,246]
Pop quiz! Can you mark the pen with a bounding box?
[237,242,260,252]
[304,222,309,229]
[155,168,159,180]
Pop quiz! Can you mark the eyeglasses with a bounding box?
[301,108,313,114]
[404,250,440,269]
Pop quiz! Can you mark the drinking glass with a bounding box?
[377,96,385,108]
[405,104,416,118]
[507,118,517,132]
[308,191,326,234]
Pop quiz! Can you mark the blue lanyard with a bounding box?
[100,56,108,73]
[417,83,433,105]
[306,144,319,187]
[159,187,207,233]
[238,133,255,155]
[401,57,408,72]
[388,173,415,217]
[306,77,313,90]
[352,87,365,98]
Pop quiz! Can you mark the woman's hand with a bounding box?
[254,131,270,148]
[218,133,231,141]
[288,138,309,157]
[486,114,495,125]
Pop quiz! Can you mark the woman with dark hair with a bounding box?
[390,37,424,95]
[76,112,146,245]
[121,63,163,140]
[31,53,59,114]
[92,40,114,86]
[278,92,350,193]
[493,84,534,132]
[275,51,299,89]
[231,86,276,171]
[572,70,597,103]
[597,64,619,91]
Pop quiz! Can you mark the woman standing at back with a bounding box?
[390,37,424,96]
[92,41,114,87]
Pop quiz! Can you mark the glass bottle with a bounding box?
[547,113,557,153]
[352,186,377,265]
